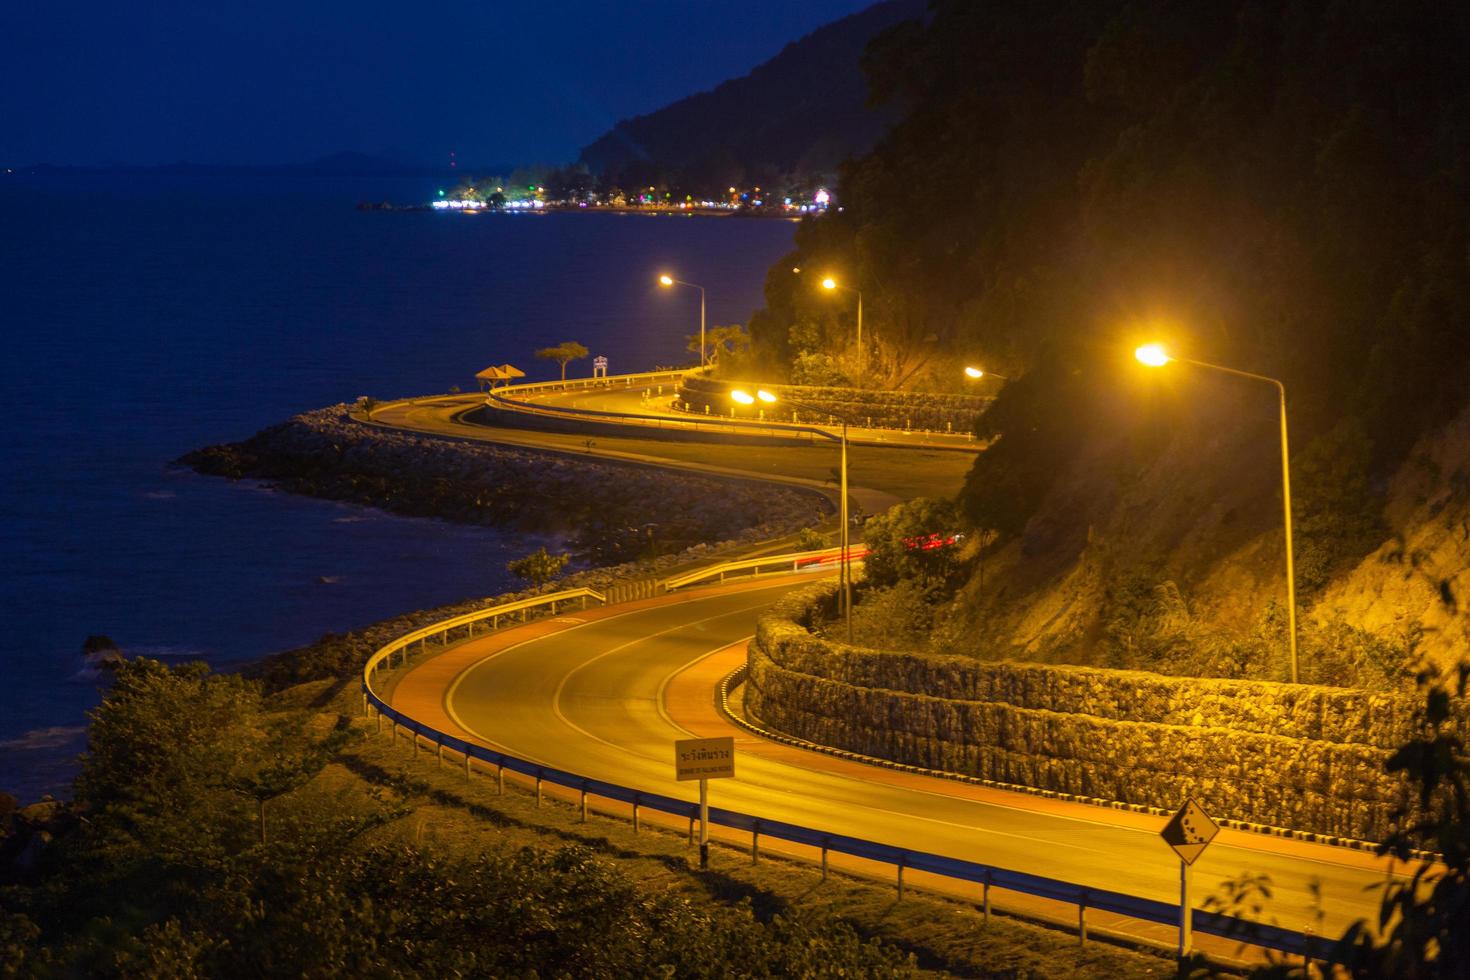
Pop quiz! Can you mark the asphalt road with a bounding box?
[432,579,1403,946]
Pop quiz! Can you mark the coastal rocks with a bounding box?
[745,583,1439,843]
[182,405,827,564]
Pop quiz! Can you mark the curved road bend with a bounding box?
[364,395,902,516]
[391,575,1404,952]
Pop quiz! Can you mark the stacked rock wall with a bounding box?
[677,375,990,433]
[746,585,1441,842]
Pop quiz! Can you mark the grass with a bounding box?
[274,678,1175,979]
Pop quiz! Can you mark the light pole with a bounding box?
[658,274,707,369]
[821,276,863,372]
[1134,343,1299,683]
[733,388,854,643]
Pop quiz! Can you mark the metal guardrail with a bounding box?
[359,584,1326,962]
[660,546,868,591]
[363,587,606,676]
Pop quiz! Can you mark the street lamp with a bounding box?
[658,274,707,369]
[1134,343,1300,683]
[734,388,855,642]
[820,276,863,371]
[963,366,1009,381]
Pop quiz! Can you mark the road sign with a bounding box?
[674,736,735,781]
[1161,798,1220,866]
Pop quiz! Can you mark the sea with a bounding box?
[0,175,796,801]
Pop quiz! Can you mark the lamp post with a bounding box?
[820,276,863,371]
[658,274,707,369]
[1134,344,1299,683]
[732,388,854,642]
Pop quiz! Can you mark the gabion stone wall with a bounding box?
[677,375,990,433]
[745,585,1427,842]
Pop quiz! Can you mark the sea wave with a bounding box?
[0,725,86,752]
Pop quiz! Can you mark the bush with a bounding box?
[861,497,967,597]
[506,547,571,586]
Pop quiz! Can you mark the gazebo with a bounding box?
[475,363,526,391]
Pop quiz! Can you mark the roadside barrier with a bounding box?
[360,581,1328,963]
[660,546,867,591]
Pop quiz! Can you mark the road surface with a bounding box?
[391,577,1404,955]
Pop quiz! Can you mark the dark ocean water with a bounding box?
[0,175,795,800]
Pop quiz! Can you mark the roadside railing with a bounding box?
[360,584,1325,963]
[362,587,606,681]
[660,546,867,591]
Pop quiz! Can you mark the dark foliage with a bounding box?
[759,0,1470,579]
[0,660,915,977]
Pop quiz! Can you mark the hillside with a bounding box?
[752,0,1470,686]
[578,0,924,195]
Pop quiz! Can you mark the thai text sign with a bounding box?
[674,736,735,781]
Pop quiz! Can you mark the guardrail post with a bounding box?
[436,743,444,769]
[464,753,471,780]
[687,815,694,845]
[497,764,504,795]
[375,711,382,734]
[897,858,905,900]
[633,800,640,833]
[580,786,588,823]
[535,774,543,807]
[983,872,992,925]
[361,692,367,715]
[752,822,760,865]
[411,732,419,759]
[821,839,829,880]
[1078,892,1088,947]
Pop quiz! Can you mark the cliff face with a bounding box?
[1314,402,1470,667]
[944,393,1470,684]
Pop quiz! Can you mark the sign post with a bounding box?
[674,736,735,869]
[1160,798,1220,958]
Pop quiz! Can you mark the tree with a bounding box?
[861,497,967,597]
[506,547,571,587]
[686,324,750,368]
[1325,662,1470,978]
[535,341,589,381]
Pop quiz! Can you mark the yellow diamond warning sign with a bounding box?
[1161,798,1219,865]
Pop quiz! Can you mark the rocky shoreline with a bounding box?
[182,405,829,564]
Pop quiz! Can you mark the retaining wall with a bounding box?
[678,375,990,433]
[745,585,1437,842]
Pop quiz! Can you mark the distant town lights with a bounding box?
[814,188,830,205]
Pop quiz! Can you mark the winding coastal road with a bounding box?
[367,379,1405,956]
[388,577,1403,956]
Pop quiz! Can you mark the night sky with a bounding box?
[1,0,878,168]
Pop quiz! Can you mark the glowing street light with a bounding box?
[1136,343,1299,683]
[820,275,864,371]
[657,274,707,368]
[963,366,1009,381]
[751,390,855,642]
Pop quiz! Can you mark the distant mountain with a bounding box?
[579,0,926,193]
[11,152,510,178]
